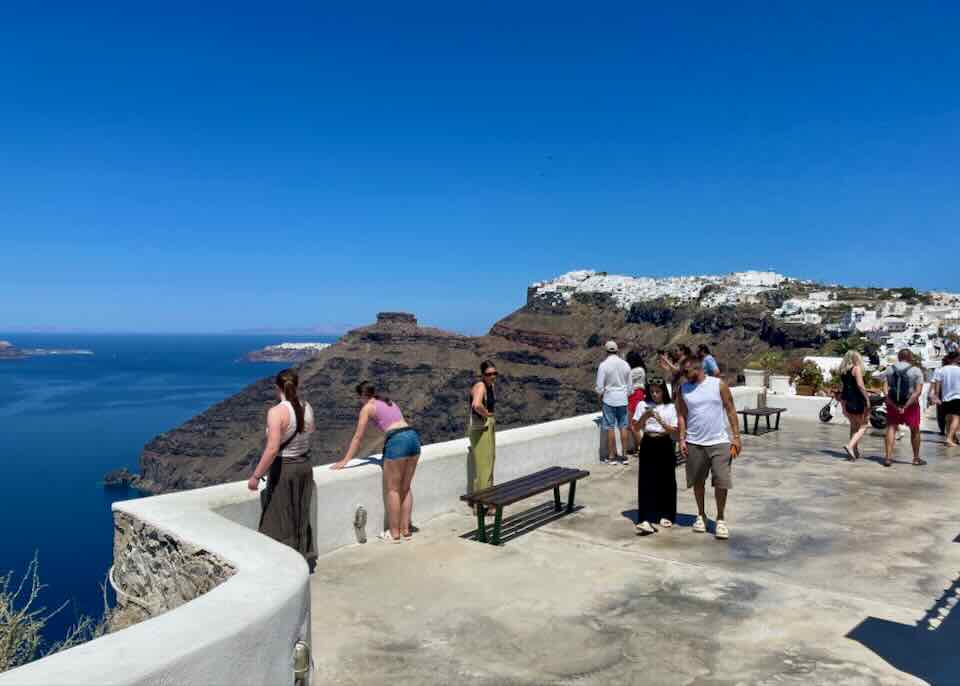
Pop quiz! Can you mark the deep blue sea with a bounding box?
[0,333,336,642]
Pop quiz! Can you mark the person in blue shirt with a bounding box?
[698,344,721,378]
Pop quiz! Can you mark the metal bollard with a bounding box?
[293,641,311,685]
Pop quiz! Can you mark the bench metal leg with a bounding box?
[476,506,487,543]
[753,415,760,435]
[491,506,503,545]
[553,486,562,512]
[775,412,782,430]
[766,414,771,432]
[566,481,577,514]
[742,413,749,435]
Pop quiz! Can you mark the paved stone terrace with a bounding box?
[311,422,960,685]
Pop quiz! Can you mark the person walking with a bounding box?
[596,341,633,464]
[676,356,742,540]
[331,382,422,542]
[625,351,647,455]
[883,349,926,467]
[633,378,678,535]
[929,365,946,436]
[698,344,721,378]
[934,352,960,447]
[248,369,317,567]
[467,360,498,504]
[838,351,870,461]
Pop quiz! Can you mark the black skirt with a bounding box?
[259,460,317,565]
[637,433,677,524]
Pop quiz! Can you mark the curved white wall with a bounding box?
[4,398,847,686]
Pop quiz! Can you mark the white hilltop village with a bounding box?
[531,269,960,367]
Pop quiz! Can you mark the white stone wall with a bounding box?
[3,397,892,686]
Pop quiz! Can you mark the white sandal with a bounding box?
[379,530,402,544]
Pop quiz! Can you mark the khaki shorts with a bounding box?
[685,442,732,489]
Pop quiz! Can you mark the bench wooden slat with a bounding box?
[485,472,587,508]
[462,467,589,508]
[461,466,568,503]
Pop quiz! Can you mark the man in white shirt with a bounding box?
[933,352,960,446]
[676,356,742,540]
[596,340,633,465]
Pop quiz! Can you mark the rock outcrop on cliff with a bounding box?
[134,286,822,493]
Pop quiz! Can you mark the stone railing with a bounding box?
[0,392,837,686]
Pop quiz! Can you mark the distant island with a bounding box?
[243,342,332,363]
[0,340,94,360]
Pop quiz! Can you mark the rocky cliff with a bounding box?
[134,288,821,494]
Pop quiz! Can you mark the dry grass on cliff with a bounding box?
[0,556,110,674]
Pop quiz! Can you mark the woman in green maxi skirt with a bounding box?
[468,361,498,510]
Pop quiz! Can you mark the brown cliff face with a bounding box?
[136,299,818,493]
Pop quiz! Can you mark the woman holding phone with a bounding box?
[632,378,678,534]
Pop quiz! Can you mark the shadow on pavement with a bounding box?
[848,536,960,685]
[460,501,584,545]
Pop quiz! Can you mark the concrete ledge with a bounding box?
[0,484,311,686]
[1,395,881,686]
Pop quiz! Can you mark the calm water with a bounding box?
[0,333,335,642]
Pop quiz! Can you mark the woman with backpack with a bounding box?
[838,351,870,461]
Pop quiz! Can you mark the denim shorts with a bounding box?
[383,427,421,460]
[601,403,629,430]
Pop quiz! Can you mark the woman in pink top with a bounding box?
[331,381,421,543]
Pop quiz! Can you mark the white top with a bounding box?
[680,376,729,446]
[633,402,678,433]
[940,365,960,402]
[267,400,316,458]
[596,354,633,407]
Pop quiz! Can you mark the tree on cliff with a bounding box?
[0,556,109,673]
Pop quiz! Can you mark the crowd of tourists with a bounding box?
[247,338,960,562]
[596,341,740,539]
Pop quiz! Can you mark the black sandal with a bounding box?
[913,458,927,466]
[843,446,856,462]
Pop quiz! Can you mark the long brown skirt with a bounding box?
[258,460,317,566]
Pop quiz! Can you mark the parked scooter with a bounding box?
[820,392,888,430]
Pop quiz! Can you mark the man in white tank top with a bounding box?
[676,355,742,540]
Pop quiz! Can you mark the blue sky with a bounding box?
[1,2,958,334]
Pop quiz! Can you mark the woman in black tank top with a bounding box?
[837,351,869,461]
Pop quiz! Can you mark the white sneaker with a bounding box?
[635,521,656,535]
[715,520,730,540]
[659,518,673,528]
[379,530,402,544]
[693,515,707,533]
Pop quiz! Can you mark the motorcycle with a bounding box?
[820,392,888,431]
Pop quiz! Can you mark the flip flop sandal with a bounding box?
[883,459,893,468]
[913,459,927,466]
[843,446,856,462]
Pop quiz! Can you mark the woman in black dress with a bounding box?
[838,351,870,461]
[632,378,679,535]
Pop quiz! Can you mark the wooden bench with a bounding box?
[737,407,786,435]
[460,466,590,545]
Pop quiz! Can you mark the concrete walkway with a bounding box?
[311,422,960,685]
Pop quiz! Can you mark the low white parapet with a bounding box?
[2,396,889,686]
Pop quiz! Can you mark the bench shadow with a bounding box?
[848,574,960,685]
[460,501,584,545]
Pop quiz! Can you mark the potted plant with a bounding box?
[791,360,824,396]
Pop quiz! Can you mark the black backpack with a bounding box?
[888,366,912,406]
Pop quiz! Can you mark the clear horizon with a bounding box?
[2,4,958,334]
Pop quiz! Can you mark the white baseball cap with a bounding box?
[605,340,618,353]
